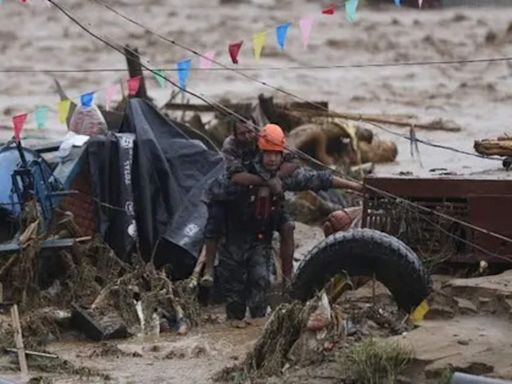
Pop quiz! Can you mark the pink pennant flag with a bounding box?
[127,76,142,96]
[106,83,120,111]
[228,41,243,64]
[200,51,215,70]
[322,4,336,15]
[299,17,314,48]
[12,113,28,142]
[418,0,423,8]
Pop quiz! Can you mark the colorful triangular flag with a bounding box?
[228,41,243,64]
[105,84,120,111]
[394,0,401,6]
[12,113,28,142]
[34,105,49,129]
[177,59,192,90]
[199,50,215,70]
[275,23,290,50]
[252,31,266,61]
[322,4,336,15]
[345,0,359,23]
[80,92,95,107]
[58,99,71,124]
[152,69,166,88]
[127,76,142,96]
[299,17,314,48]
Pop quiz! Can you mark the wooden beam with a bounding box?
[10,304,28,376]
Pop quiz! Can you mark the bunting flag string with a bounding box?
[4,0,424,133]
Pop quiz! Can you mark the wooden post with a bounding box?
[10,304,28,376]
[124,45,148,100]
[0,282,3,303]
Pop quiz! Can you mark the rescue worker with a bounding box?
[200,117,297,287]
[218,124,363,327]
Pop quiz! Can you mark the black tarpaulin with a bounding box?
[88,99,223,278]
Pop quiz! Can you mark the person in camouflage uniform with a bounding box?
[200,116,298,288]
[217,124,363,327]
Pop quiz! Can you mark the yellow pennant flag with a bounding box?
[58,99,71,124]
[252,31,266,61]
[409,299,430,323]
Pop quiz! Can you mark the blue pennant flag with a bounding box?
[276,23,290,50]
[394,0,401,6]
[80,92,95,107]
[177,59,192,90]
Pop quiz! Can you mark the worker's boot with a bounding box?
[200,240,217,288]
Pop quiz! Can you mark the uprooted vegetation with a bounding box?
[336,339,413,384]
[0,199,200,377]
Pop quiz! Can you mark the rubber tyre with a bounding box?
[290,228,431,312]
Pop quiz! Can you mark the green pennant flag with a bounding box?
[153,69,166,88]
[35,105,49,129]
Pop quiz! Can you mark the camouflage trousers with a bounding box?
[218,239,272,320]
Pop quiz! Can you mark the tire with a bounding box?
[290,229,432,312]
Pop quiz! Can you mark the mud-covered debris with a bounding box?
[71,303,128,341]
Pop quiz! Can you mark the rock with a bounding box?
[454,297,477,314]
[424,304,455,320]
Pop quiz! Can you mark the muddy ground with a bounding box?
[2,269,512,383]
[1,1,512,383]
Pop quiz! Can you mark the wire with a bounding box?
[2,54,512,74]
[363,121,501,161]
[48,0,512,248]
[92,0,504,163]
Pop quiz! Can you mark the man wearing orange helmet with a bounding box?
[216,124,363,327]
[200,117,298,288]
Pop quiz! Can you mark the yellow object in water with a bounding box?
[409,299,429,323]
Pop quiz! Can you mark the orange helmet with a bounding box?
[258,124,286,152]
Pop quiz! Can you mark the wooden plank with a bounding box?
[10,304,28,376]
[5,348,58,359]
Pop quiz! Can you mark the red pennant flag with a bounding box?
[228,41,243,64]
[12,113,28,142]
[322,4,336,15]
[127,75,142,96]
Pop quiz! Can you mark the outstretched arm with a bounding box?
[283,168,364,193]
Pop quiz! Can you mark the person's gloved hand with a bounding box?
[267,177,283,195]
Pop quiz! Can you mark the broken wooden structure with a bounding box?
[363,176,512,265]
